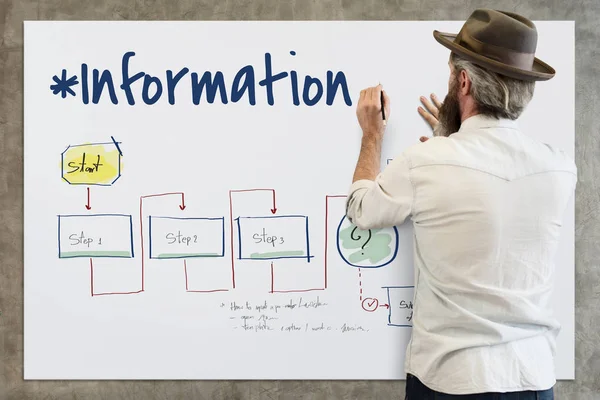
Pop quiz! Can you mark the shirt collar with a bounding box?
[458,114,519,133]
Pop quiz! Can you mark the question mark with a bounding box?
[351,226,372,254]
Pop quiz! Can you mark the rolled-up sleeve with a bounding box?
[345,154,414,230]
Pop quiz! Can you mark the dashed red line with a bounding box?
[359,267,363,301]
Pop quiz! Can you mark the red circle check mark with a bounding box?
[361,297,379,312]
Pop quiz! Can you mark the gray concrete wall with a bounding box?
[1,0,598,399]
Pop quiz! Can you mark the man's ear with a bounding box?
[459,69,471,96]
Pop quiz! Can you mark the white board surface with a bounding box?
[24,21,575,380]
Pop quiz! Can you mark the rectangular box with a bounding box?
[237,215,310,261]
[384,286,415,327]
[149,216,225,259]
[58,214,134,258]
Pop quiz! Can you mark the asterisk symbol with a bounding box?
[50,69,79,98]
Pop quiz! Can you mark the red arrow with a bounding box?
[179,193,186,210]
[379,303,390,309]
[85,187,91,210]
[270,190,277,214]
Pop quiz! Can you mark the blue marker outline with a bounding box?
[60,141,123,186]
[57,213,134,259]
[382,286,415,328]
[110,136,123,156]
[148,216,225,259]
[57,214,61,258]
[305,216,311,263]
[129,215,134,257]
[236,215,312,261]
[336,215,399,268]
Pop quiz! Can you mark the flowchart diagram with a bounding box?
[57,138,414,328]
[23,19,574,382]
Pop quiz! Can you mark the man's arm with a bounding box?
[352,135,382,183]
[346,85,413,230]
[346,154,414,230]
[352,85,388,183]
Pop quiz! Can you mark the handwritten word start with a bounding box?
[68,51,353,107]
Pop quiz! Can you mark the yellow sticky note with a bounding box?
[61,142,122,185]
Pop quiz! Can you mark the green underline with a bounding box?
[155,253,221,259]
[250,251,305,259]
[60,250,132,257]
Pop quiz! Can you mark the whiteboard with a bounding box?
[23,21,575,379]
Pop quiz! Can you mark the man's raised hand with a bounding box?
[418,93,442,131]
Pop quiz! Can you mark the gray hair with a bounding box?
[449,52,535,120]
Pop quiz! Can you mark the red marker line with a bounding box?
[270,246,325,293]
[229,188,278,289]
[140,192,185,292]
[271,190,277,214]
[93,290,144,296]
[228,191,236,289]
[270,262,274,293]
[88,192,185,297]
[184,259,189,291]
[271,288,325,293]
[229,188,277,213]
[89,258,144,296]
[85,187,91,210]
[187,289,229,293]
[90,258,94,296]
[179,193,186,210]
[139,197,144,291]
[184,259,230,293]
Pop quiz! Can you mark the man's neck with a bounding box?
[460,110,480,123]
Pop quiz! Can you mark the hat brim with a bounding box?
[433,30,555,81]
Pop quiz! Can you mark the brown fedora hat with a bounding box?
[433,9,555,81]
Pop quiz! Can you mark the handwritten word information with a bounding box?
[220,296,369,334]
[69,231,103,247]
[252,227,285,247]
[50,51,353,107]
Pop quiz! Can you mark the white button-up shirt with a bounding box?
[346,114,577,395]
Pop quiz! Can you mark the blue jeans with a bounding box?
[405,374,554,399]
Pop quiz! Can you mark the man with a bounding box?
[346,9,577,399]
